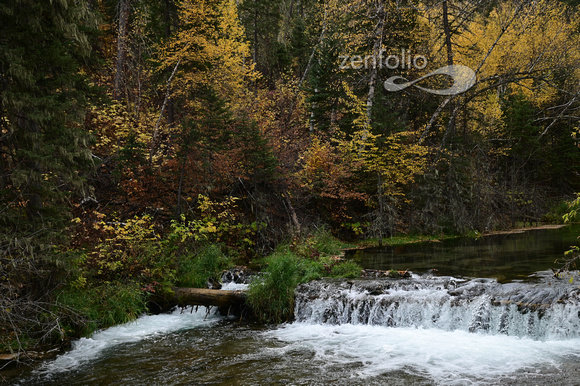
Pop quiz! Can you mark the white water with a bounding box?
[271,276,580,384]
[266,323,580,385]
[294,276,580,340]
[220,282,249,291]
[32,307,220,377]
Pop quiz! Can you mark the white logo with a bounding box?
[384,65,476,95]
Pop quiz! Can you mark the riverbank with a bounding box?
[351,223,568,249]
[477,223,567,236]
[1,222,574,379]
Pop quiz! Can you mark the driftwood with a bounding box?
[172,287,246,308]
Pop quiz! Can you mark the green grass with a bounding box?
[246,250,302,323]
[329,260,362,278]
[247,229,363,323]
[57,282,148,337]
[176,244,233,288]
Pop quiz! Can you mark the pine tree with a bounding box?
[0,0,98,354]
[0,0,96,235]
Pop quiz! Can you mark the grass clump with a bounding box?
[329,260,362,278]
[247,229,362,323]
[247,250,302,323]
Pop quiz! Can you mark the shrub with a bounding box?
[176,244,233,288]
[247,243,363,323]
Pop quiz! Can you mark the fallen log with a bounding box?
[172,287,246,308]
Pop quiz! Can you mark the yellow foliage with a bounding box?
[422,0,580,145]
[171,194,242,242]
[89,102,164,156]
[338,128,428,199]
[157,0,257,110]
[457,0,579,106]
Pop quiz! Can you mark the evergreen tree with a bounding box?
[0,0,99,354]
[0,0,96,236]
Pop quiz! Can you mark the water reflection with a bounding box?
[347,225,580,282]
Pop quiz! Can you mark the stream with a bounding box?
[6,225,580,385]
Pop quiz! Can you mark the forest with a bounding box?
[1,0,580,360]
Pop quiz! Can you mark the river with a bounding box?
[6,225,580,385]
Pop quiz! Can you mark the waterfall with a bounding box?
[294,273,580,340]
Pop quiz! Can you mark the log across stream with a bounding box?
[171,287,246,308]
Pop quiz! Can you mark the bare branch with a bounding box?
[148,57,181,165]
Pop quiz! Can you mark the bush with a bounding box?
[247,242,363,323]
[176,244,233,288]
[543,199,572,223]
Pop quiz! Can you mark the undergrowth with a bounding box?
[176,244,233,287]
[247,229,362,323]
[57,282,148,337]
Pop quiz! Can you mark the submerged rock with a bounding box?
[221,266,256,285]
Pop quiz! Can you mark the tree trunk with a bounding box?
[253,1,258,65]
[365,4,386,130]
[442,0,456,140]
[442,1,454,67]
[114,0,131,100]
[284,192,301,234]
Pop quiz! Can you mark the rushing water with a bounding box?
[6,226,580,385]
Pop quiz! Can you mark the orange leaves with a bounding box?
[298,137,341,189]
[296,135,366,223]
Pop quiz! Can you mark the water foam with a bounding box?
[34,307,220,376]
[267,322,580,385]
[220,282,249,291]
[272,276,580,384]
